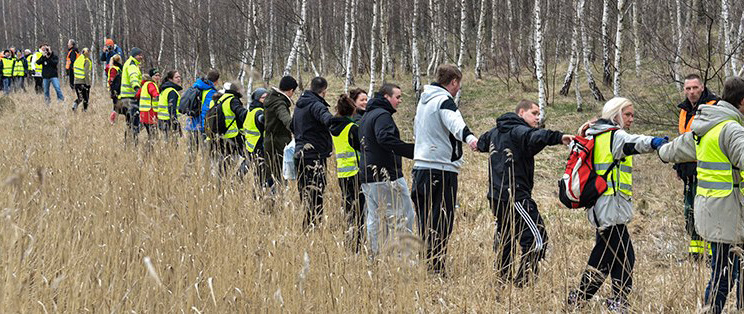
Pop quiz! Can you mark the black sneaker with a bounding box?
[606,296,629,313]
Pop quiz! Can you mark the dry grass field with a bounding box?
[0,73,721,313]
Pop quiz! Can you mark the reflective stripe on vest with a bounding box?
[73,56,87,80]
[157,87,180,120]
[593,131,633,196]
[2,58,13,76]
[107,65,120,88]
[219,94,239,139]
[139,81,159,112]
[242,107,264,152]
[695,120,744,197]
[13,58,24,76]
[119,57,141,99]
[32,52,42,75]
[331,121,359,178]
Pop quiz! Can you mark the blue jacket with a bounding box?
[184,78,217,131]
[100,45,123,64]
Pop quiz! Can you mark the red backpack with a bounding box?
[558,129,619,209]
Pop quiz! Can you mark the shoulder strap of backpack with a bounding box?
[599,129,621,179]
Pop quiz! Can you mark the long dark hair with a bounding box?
[336,94,355,117]
[162,70,178,84]
[349,88,367,102]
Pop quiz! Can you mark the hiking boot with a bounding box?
[605,296,629,313]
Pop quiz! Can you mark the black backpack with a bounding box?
[178,86,204,117]
[204,94,236,139]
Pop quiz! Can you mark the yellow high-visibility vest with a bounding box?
[331,121,360,178]
[593,131,633,196]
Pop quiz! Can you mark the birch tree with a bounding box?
[344,0,358,92]
[263,0,275,83]
[456,0,466,69]
[601,0,612,86]
[722,0,735,76]
[170,0,178,69]
[633,0,641,77]
[207,0,216,69]
[157,0,166,65]
[534,0,546,122]
[380,0,390,84]
[412,0,422,99]
[673,0,684,90]
[613,0,627,97]
[560,0,580,96]
[284,0,308,77]
[578,0,604,101]
[475,0,487,79]
[369,0,379,93]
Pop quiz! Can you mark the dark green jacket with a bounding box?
[263,88,293,154]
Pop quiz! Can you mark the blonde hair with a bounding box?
[601,97,634,127]
[81,48,90,57]
[109,54,122,67]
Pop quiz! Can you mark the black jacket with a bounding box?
[359,94,414,183]
[675,87,718,181]
[36,52,59,79]
[329,116,361,151]
[160,81,183,120]
[477,112,564,201]
[291,91,334,160]
[352,108,366,122]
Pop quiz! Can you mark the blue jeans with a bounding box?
[43,77,64,103]
[705,242,743,313]
[2,77,10,94]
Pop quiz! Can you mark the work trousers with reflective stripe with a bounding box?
[491,198,548,284]
[339,175,365,253]
[575,224,635,302]
[295,157,327,231]
[412,168,458,275]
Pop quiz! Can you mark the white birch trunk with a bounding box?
[412,0,422,98]
[369,0,379,93]
[83,0,97,84]
[302,35,320,77]
[343,0,350,74]
[613,0,627,97]
[560,0,580,96]
[56,0,63,52]
[109,0,116,37]
[723,0,734,76]
[490,0,497,60]
[601,0,612,86]
[122,0,129,48]
[426,0,438,76]
[284,0,308,77]
[534,0,546,122]
[673,0,684,90]
[263,0,275,83]
[506,0,516,72]
[475,0,487,79]
[207,0,216,69]
[170,0,178,69]
[633,0,641,77]
[3,0,10,43]
[157,0,166,66]
[456,0,466,69]
[738,11,744,75]
[247,0,259,92]
[575,67,583,111]
[33,0,38,45]
[318,4,326,74]
[380,0,390,85]
[102,0,106,38]
[344,0,358,92]
[237,0,251,84]
[578,0,604,101]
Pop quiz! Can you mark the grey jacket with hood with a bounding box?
[659,100,744,244]
[413,83,476,173]
[585,120,655,229]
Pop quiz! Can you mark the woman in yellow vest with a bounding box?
[157,70,183,141]
[72,48,92,112]
[138,68,162,140]
[568,97,669,310]
[329,94,365,252]
[107,55,124,124]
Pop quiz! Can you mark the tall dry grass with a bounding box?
[0,80,715,313]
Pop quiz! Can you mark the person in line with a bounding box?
[72,48,93,112]
[1,50,12,95]
[263,76,297,190]
[658,77,744,314]
[292,77,334,230]
[330,94,365,252]
[100,38,123,69]
[137,68,162,141]
[29,47,43,94]
[412,64,478,276]
[157,70,183,142]
[65,39,79,90]
[13,50,26,92]
[476,100,573,287]
[567,97,668,311]
[36,44,64,104]
[107,54,124,124]
[211,81,249,174]
[350,88,368,121]
[359,83,415,256]
[238,88,267,181]
[184,69,220,153]
[675,73,718,259]
[119,48,144,142]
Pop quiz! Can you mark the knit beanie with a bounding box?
[279,76,298,91]
[252,88,268,101]
[130,47,143,57]
[148,68,160,77]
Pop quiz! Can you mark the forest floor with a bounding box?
[0,72,719,312]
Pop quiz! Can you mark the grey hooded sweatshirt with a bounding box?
[413,83,476,173]
[585,120,655,229]
[659,101,744,244]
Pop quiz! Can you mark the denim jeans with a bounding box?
[362,177,416,256]
[2,77,10,94]
[705,242,743,313]
[43,77,64,103]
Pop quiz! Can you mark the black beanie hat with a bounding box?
[279,76,298,91]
